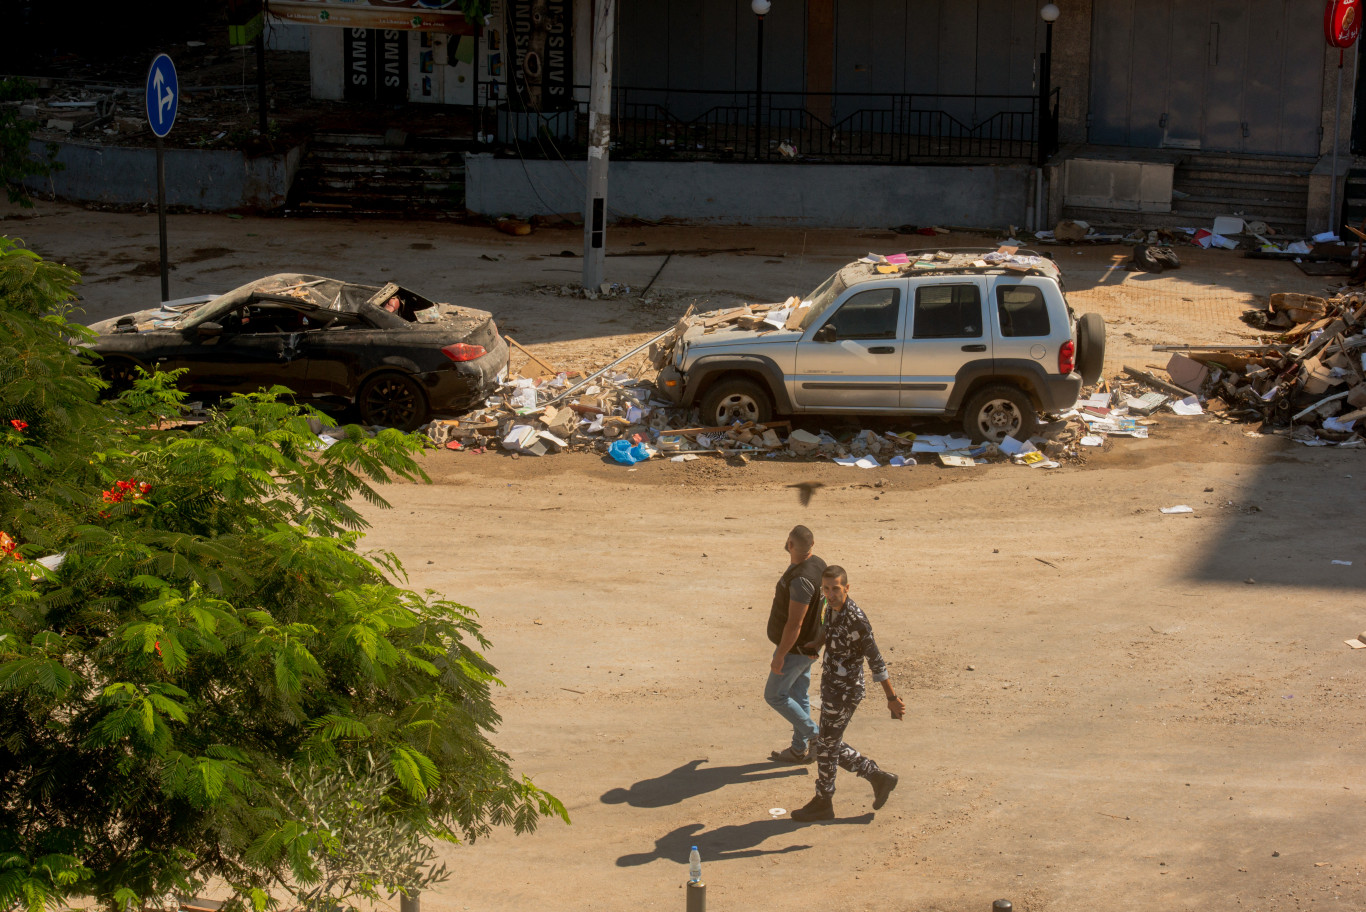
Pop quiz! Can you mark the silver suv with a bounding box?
[657,251,1105,442]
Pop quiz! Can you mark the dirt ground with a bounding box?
[5,202,1366,911]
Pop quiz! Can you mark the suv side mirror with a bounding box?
[814,323,836,343]
[196,322,223,339]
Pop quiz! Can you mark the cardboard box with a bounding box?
[1301,357,1346,396]
[1166,353,1209,393]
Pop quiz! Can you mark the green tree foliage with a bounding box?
[0,80,60,208]
[0,237,566,912]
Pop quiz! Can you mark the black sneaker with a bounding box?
[869,770,898,810]
[791,794,835,822]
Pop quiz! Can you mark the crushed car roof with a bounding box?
[182,274,388,328]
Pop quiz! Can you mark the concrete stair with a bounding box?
[1341,167,1366,235]
[1169,155,1311,234]
[1060,153,1313,236]
[284,131,469,219]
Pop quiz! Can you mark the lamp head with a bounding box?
[751,0,772,16]
[1041,3,1060,23]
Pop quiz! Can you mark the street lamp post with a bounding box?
[752,0,770,161]
[1037,3,1059,168]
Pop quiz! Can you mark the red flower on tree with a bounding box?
[99,478,152,513]
[0,531,24,563]
[9,420,27,432]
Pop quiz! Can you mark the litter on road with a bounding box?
[1139,290,1366,446]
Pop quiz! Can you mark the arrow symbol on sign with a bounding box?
[152,68,174,122]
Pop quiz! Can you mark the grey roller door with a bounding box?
[1090,0,1322,156]
[831,0,1039,128]
[614,0,806,122]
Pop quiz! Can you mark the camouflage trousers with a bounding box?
[814,681,881,797]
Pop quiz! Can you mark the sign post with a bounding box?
[145,54,179,302]
[1325,0,1361,235]
[581,0,614,291]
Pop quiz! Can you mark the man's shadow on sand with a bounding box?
[603,759,874,866]
[601,759,807,809]
[616,815,875,866]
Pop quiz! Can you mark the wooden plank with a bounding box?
[504,336,560,376]
[1123,365,1193,399]
[702,307,750,327]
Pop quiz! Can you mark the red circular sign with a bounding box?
[1326,0,1362,48]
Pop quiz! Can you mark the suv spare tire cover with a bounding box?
[1075,312,1105,386]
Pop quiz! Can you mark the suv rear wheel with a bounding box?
[699,376,773,427]
[963,384,1038,443]
[1075,313,1105,385]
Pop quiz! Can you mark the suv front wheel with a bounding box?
[699,376,773,427]
[963,384,1038,443]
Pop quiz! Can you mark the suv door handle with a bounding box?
[961,344,987,352]
[867,346,895,354]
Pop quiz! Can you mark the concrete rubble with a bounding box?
[1130,290,1366,447]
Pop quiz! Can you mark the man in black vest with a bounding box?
[765,524,825,763]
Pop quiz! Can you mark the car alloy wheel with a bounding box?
[358,373,427,431]
[975,398,1024,440]
[100,358,142,397]
[715,392,762,425]
[963,383,1037,444]
[699,377,773,428]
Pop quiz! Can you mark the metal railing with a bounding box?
[497,86,1060,165]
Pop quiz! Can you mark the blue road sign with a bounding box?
[145,54,178,137]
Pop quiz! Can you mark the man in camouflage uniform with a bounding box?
[791,564,904,822]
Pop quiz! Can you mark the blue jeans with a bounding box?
[765,653,819,752]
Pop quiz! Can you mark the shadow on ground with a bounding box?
[1188,447,1366,589]
[616,814,876,867]
[601,759,808,809]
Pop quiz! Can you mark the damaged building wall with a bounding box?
[464,154,1030,227]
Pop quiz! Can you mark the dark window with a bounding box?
[824,288,900,340]
[913,285,982,339]
[996,285,1051,337]
[224,306,321,335]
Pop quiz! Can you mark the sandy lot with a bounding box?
[5,203,1366,911]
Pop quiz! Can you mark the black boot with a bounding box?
[869,770,898,810]
[791,793,834,822]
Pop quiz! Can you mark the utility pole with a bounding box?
[582,0,615,291]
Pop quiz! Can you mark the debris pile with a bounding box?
[12,88,120,136]
[419,303,1089,468]
[1131,290,1366,446]
[1025,216,1357,278]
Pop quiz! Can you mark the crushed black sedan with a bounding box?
[85,274,508,431]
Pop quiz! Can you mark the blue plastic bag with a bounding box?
[609,439,650,465]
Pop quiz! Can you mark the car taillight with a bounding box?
[1058,340,1075,375]
[441,343,487,362]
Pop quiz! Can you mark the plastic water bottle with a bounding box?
[688,846,701,883]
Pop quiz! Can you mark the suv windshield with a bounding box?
[798,271,849,330]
